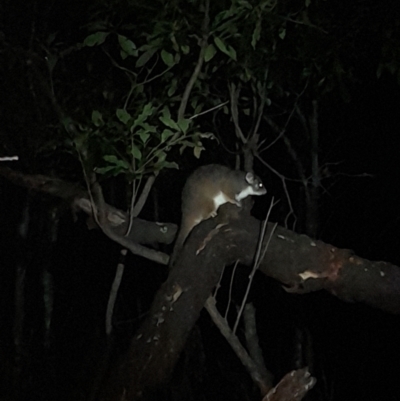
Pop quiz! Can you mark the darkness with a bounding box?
[1,1,400,401]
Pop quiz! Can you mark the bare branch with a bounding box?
[255,155,297,229]
[233,199,277,333]
[205,297,272,396]
[244,303,274,389]
[106,249,127,335]
[132,174,157,218]
[177,0,210,120]
[229,82,247,144]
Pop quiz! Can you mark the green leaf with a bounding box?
[136,48,157,68]
[214,37,227,53]
[84,32,109,47]
[204,44,217,62]
[193,144,204,159]
[155,150,167,163]
[131,146,142,160]
[91,110,103,127]
[305,0,311,6]
[95,166,117,175]
[155,160,179,171]
[278,27,286,40]
[161,129,175,142]
[139,131,151,144]
[161,50,174,67]
[118,35,137,56]
[167,78,178,97]
[213,37,237,61]
[159,107,179,130]
[116,109,131,125]
[251,21,262,49]
[178,118,190,134]
[103,155,120,163]
[181,45,190,55]
[132,102,154,129]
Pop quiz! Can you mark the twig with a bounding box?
[105,249,127,335]
[177,0,210,120]
[229,82,247,144]
[205,297,272,395]
[256,155,297,229]
[233,198,277,333]
[224,260,239,320]
[189,100,229,120]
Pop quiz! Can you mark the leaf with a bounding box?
[132,102,154,129]
[131,146,142,160]
[204,44,217,62]
[167,78,178,97]
[84,32,109,47]
[279,27,286,40]
[181,45,190,55]
[155,160,179,171]
[136,48,157,68]
[118,35,137,56]
[159,107,179,130]
[91,110,103,127]
[179,140,195,155]
[251,21,262,49]
[214,37,237,61]
[103,155,121,163]
[305,0,311,7]
[161,50,174,67]
[193,144,205,159]
[178,118,190,134]
[139,131,150,144]
[214,37,228,54]
[116,109,131,125]
[101,156,131,173]
[161,129,175,143]
[95,166,117,175]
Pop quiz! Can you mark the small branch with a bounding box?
[244,303,274,388]
[106,249,127,335]
[177,0,210,120]
[132,174,157,217]
[205,297,272,396]
[255,155,297,229]
[233,199,277,333]
[189,100,229,120]
[224,260,239,320]
[229,82,247,144]
[125,174,157,236]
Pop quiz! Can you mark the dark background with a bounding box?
[1,1,400,400]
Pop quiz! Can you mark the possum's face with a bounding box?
[235,172,266,201]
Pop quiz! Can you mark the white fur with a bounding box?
[236,185,260,201]
[213,192,230,208]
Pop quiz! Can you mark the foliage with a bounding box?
[1,0,399,194]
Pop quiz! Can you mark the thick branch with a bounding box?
[100,205,400,400]
[0,166,177,256]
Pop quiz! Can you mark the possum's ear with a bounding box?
[245,172,255,184]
